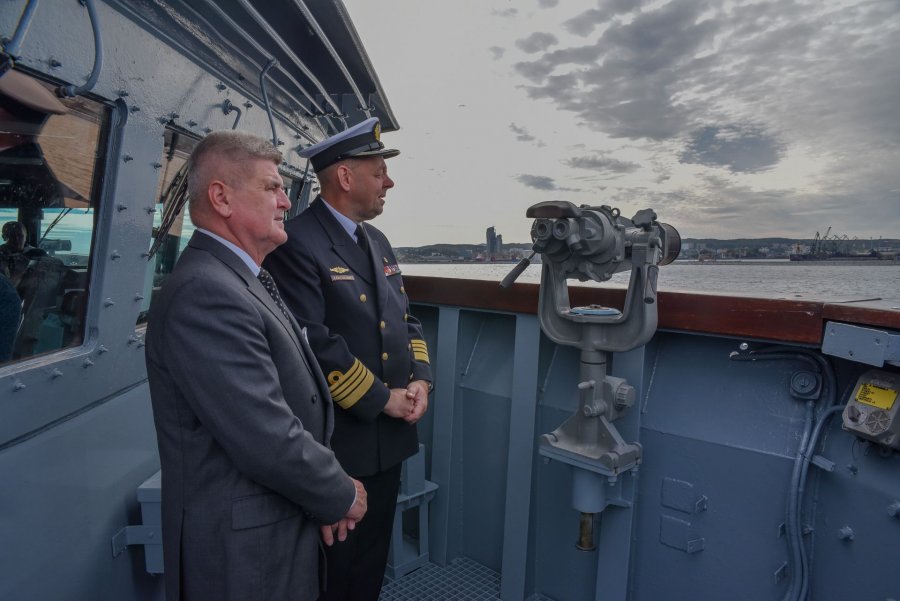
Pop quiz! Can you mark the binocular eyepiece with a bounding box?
[527,201,680,282]
[500,201,680,288]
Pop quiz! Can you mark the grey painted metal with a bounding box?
[593,346,645,601]
[105,0,320,133]
[191,0,330,118]
[291,0,371,116]
[822,321,900,367]
[387,444,439,579]
[330,0,399,129]
[231,0,344,120]
[57,0,102,98]
[259,57,279,146]
[404,306,899,601]
[427,306,460,566]
[111,471,163,574]
[532,205,670,531]
[500,314,541,601]
[4,0,40,57]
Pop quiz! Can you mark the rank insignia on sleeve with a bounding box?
[383,264,401,276]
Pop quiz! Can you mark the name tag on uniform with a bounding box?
[330,266,355,281]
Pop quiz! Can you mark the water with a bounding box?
[399,261,900,302]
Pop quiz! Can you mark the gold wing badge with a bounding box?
[330,266,354,281]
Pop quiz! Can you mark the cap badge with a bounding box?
[374,122,381,141]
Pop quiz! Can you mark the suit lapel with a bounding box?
[310,199,373,285]
[247,281,312,369]
[189,232,308,366]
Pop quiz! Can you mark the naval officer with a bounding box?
[264,117,432,601]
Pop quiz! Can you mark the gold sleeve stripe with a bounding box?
[411,339,430,364]
[330,360,368,400]
[327,359,375,409]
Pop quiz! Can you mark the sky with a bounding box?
[341,0,900,247]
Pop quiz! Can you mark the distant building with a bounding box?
[486,226,502,260]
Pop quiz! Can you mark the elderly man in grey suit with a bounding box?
[146,130,366,601]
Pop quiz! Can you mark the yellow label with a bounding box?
[856,383,897,410]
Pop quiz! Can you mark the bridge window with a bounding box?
[0,71,109,366]
[136,128,199,325]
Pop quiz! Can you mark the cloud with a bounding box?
[489,46,505,60]
[510,0,900,214]
[516,174,577,192]
[521,1,717,140]
[562,9,604,37]
[509,123,545,146]
[538,0,559,7]
[680,125,784,173]
[606,165,900,239]
[566,154,640,174]
[563,0,642,37]
[491,8,518,18]
[515,32,559,53]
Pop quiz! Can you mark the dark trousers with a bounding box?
[319,463,402,601]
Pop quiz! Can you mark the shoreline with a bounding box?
[400,259,900,267]
[675,259,900,266]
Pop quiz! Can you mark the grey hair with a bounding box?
[186,130,282,210]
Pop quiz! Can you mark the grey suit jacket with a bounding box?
[146,232,355,601]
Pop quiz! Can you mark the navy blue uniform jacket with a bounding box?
[264,198,432,477]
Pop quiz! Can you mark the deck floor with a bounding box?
[380,557,553,601]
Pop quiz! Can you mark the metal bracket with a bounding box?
[822,322,900,367]
[111,524,161,557]
[810,454,836,472]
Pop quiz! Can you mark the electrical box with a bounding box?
[842,370,900,449]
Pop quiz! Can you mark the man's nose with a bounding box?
[384,174,394,189]
[277,189,291,210]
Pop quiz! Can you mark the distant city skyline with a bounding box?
[342,0,900,247]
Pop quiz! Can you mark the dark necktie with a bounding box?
[257,267,291,322]
[355,224,369,256]
[258,267,316,374]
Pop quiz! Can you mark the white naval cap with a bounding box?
[298,117,399,172]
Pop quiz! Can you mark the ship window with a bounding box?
[136,128,199,326]
[137,129,297,325]
[0,71,109,366]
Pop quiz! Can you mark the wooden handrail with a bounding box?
[404,276,900,345]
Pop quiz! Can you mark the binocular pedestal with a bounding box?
[504,201,678,553]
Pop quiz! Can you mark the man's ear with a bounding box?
[208,180,232,218]
[336,164,354,192]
